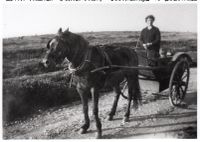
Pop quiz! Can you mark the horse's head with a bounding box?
[41,28,72,68]
[41,28,89,70]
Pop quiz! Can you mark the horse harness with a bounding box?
[68,45,112,87]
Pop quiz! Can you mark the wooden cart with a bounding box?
[91,50,192,107]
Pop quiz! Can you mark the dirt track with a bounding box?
[3,68,197,139]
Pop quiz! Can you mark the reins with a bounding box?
[66,34,154,88]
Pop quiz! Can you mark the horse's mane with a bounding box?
[61,30,88,45]
[60,30,89,67]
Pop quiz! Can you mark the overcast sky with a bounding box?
[3,3,197,37]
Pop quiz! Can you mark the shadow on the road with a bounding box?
[184,92,197,105]
[153,91,197,103]
[142,91,197,105]
[101,111,197,139]
[136,121,197,129]
[102,126,197,139]
[60,91,197,139]
[128,111,196,122]
[99,91,197,139]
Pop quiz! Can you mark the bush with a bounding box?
[3,71,79,122]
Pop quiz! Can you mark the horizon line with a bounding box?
[3,30,197,39]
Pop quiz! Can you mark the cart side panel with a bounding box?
[136,50,156,78]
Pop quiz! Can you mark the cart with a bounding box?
[91,50,192,107]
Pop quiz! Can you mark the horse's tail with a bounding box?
[129,48,142,109]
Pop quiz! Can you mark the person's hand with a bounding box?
[67,63,76,74]
[146,43,152,46]
[143,44,147,50]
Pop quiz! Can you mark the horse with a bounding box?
[41,28,142,138]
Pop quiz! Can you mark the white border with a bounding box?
[0,0,199,141]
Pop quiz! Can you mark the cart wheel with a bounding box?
[169,59,190,106]
[120,79,128,99]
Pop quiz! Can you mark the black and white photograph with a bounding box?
[2,1,198,139]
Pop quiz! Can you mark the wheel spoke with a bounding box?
[174,74,180,81]
[172,81,178,85]
[174,95,181,104]
[177,86,180,96]
[181,71,188,80]
[122,82,127,93]
[172,91,176,100]
[170,86,176,94]
[177,85,181,100]
[180,86,185,95]
[182,74,187,80]
[182,62,186,70]
[180,81,187,86]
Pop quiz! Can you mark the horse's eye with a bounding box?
[51,42,56,47]
[51,45,57,51]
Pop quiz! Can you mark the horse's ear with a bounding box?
[64,27,70,33]
[57,28,63,36]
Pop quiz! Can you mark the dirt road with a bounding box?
[3,68,197,139]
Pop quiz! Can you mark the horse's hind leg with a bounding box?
[107,86,121,121]
[91,87,102,139]
[123,77,135,123]
[123,74,141,123]
[77,85,90,134]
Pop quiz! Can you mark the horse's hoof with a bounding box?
[79,128,87,134]
[107,115,113,121]
[96,132,102,139]
[122,117,129,124]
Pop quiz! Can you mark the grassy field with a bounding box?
[3,31,197,122]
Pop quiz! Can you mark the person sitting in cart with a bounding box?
[139,15,161,66]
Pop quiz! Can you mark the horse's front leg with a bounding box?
[90,87,102,139]
[77,83,90,134]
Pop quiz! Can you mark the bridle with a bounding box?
[50,35,113,87]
